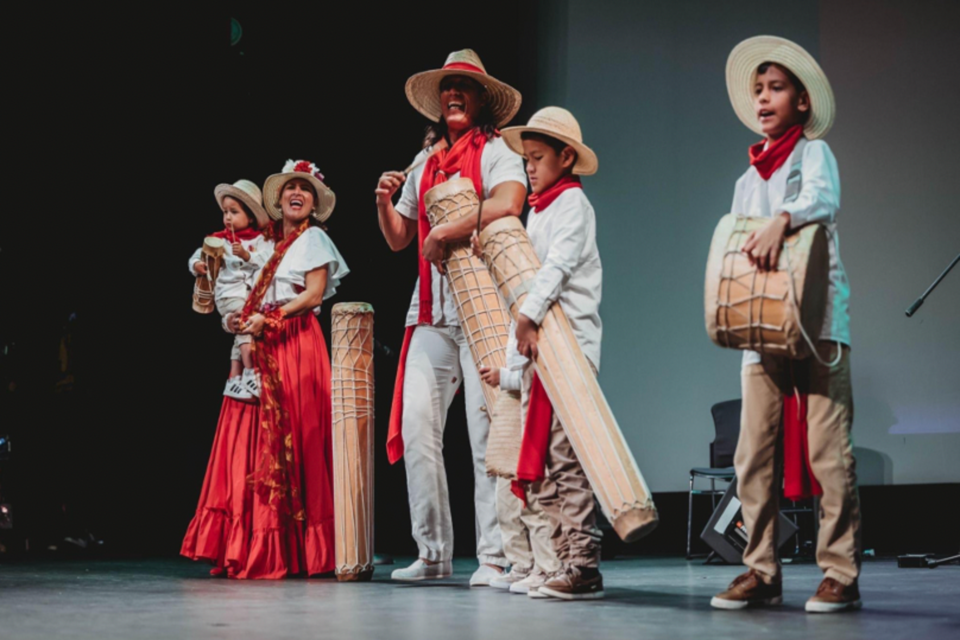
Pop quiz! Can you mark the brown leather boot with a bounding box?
[805,577,862,613]
[538,566,604,601]
[711,569,783,610]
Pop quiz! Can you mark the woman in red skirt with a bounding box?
[181,160,349,579]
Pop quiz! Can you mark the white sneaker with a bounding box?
[223,376,253,400]
[527,586,551,599]
[490,567,530,590]
[241,368,261,398]
[391,559,452,582]
[470,564,505,587]
[510,570,548,595]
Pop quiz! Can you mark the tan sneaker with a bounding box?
[805,578,862,613]
[538,566,604,601]
[711,570,783,610]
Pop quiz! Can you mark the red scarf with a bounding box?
[386,129,490,465]
[240,219,311,519]
[210,227,262,242]
[749,124,804,180]
[528,176,582,213]
[783,393,824,501]
[511,372,554,504]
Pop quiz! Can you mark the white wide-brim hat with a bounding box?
[501,106,598,176]
[726,35,835,140]
[262,160,336,223]
[405,49,522,128]
[214,179,270,228]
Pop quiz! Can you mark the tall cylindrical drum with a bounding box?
[331,302,375,581]
[424,178,512,413]
[478,216,658,543]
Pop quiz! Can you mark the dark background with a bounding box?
[2,2,956,562]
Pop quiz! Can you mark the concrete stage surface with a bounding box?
[1,557,957,639]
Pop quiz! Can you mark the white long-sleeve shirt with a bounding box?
[189,234,274,302]
[499,320,526,392]
[395,136,527,327]
[518,188,603,371]
[730,138,850,367]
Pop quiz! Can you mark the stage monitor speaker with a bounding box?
[700,477,800,564]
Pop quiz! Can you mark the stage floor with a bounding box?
[1,556,957,639]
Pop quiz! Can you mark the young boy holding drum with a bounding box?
[476,106,606,600]
[710,36,862,613]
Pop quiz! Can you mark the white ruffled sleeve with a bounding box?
[287,227,351,301]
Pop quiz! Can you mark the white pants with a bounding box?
[216,296,252,362]
[401,325,506,566]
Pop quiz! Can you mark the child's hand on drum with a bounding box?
[232,242,251,261]
[470,231,483,260]
[375,171,406,205]
[479,365,501,388]
[742,212,791,272]
[516,314,540,361]
[194,261,208,276]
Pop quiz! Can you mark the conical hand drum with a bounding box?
[423,178,512,414]
[331,303,375,581]
[478,216,658,542]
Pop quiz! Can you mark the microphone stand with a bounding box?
[905,252,959,317]
[900,251,960,568]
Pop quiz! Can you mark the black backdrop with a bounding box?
[3,3,539,557]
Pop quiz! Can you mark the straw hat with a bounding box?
[501,107,598,175]
[214,179,270,228]
[262,160,336,223]
[405,49,522,128]
[726,35,836,140]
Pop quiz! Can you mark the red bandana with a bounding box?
[749,124,804,181]
[528,176,582,213]
[210,227,262,242]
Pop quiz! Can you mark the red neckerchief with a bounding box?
[210,227,261,242]
[240,219,311,519]
[511,373,553,505]
[416,128,489,324]
[528,175,582,213]
[749,124,804,180]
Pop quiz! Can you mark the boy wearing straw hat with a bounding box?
[710,36,861,613]
[376,49,527,586]
[492,106,605,600]
[189,180,273,401]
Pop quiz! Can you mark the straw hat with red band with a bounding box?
[405,49,522,128]
[262,159,336,223]
[502,107,598,176]
[726,35,836,140]
[214,179,270,228]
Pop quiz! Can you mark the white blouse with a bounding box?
[262,227,349,314]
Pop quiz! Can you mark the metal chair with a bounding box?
[686,399,740,560]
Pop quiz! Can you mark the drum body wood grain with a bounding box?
[705,214,828,359]
[478,216,658,543]
[424,178,512,414]
[331,303,375,582]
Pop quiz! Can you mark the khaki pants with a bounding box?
[737,342,861,585]
[496,477,561,575]
[523,369,602,569]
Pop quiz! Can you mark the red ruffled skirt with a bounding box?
[181,315,335,579]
